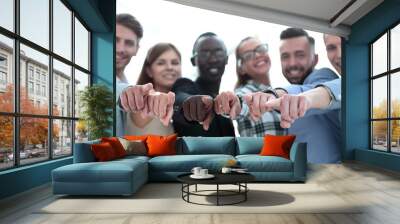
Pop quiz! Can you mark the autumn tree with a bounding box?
[372,99,400,143]
[0,84,60,151]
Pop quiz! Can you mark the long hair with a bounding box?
[136,43,181,86]
[234,36,255,89]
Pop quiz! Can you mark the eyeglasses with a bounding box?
[193,49,226,60]
[239,44,269,63]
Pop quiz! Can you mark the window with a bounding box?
[42,85,46,97]
[0,54,7,87]
[35,83,40,95]
[0,0,91,170]
[28,67,34,80]
[41,73,46,83]
[0,55,7,67]
[28,81,34,94]
[371,23,400,154]
[35,70,40,81]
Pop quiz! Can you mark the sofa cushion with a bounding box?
[53,158,148,183]
[236,155,293,172]
[148,154,235,172]
[177,137,235,155]
[236,137,263,155]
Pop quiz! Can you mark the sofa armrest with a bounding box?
[73,140,100,163]
[289,142,307,181]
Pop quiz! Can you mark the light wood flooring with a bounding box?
[1,162,400,224]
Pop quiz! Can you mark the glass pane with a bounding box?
[372,33,387,76]
[372,77,387,119]
[391,120,400,153]
[391,72,400,118]
[53,0,72,60]
[0,0,14,31]
[372,121,388,151]
[20,117,49,165]
[390,24,400,70]
[20,0,49,49]
[20,44,49,115]
[53,119,72,158]
[53,59,72,117]
[74,69,89,118]
[75,18,89,70]
[75,120,88,143]
[0,34,14,112]
[0,116,13,170]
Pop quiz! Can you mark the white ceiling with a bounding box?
[165,0,384,37]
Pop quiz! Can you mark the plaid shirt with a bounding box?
[235,81,286,137]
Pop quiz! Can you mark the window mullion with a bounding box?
[13,0,20,166]
[387,30,391,152]
[49,0,53,160]
[71,11,76,155]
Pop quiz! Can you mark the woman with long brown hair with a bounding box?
[125,43,182,135]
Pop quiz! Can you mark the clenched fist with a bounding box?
[120,83,154,113]
[265,94,311,128]
[182,95,215,130]
[243,92,276,121]
[214,91,241,119]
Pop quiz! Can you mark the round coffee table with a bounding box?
[177,172,255,206]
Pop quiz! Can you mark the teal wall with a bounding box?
[346,0,400,171]
[0,0,116,200]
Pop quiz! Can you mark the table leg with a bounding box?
[245,183,247,201]
[217,184,219,206]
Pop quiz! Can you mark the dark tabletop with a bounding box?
[177,172,255,185]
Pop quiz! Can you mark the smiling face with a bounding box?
[194,36,227,82]
[279,36,317,84]
[324,34,342,75]
[237,38,271,80]
[116,24,139,73]
[147,49,182,92]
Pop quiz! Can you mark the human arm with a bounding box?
[172,78,214,130]
[265,85,338,128]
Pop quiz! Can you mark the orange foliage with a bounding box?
[0,84,60,149]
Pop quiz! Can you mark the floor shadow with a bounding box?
[203,190,295,207]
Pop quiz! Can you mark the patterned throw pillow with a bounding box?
[118,138,147,156]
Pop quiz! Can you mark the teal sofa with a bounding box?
[52,137,307,196]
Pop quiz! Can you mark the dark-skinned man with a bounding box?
[172,32,235,137]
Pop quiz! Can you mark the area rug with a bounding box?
[37,183,362,214]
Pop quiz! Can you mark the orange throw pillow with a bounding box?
[260,135,296,159]
[124,135,149,141]
[146,134,177,157]
[91,142,117,161]
[101,137,126,158]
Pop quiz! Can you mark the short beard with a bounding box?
[284,66,314,84]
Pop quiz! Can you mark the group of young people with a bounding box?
[115,13,342,163]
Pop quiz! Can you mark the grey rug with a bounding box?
[38,183,362,214]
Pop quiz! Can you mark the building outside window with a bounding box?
[370,23,400,154]
[0,0,91,170]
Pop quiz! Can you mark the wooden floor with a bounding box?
[1,162,400,224]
